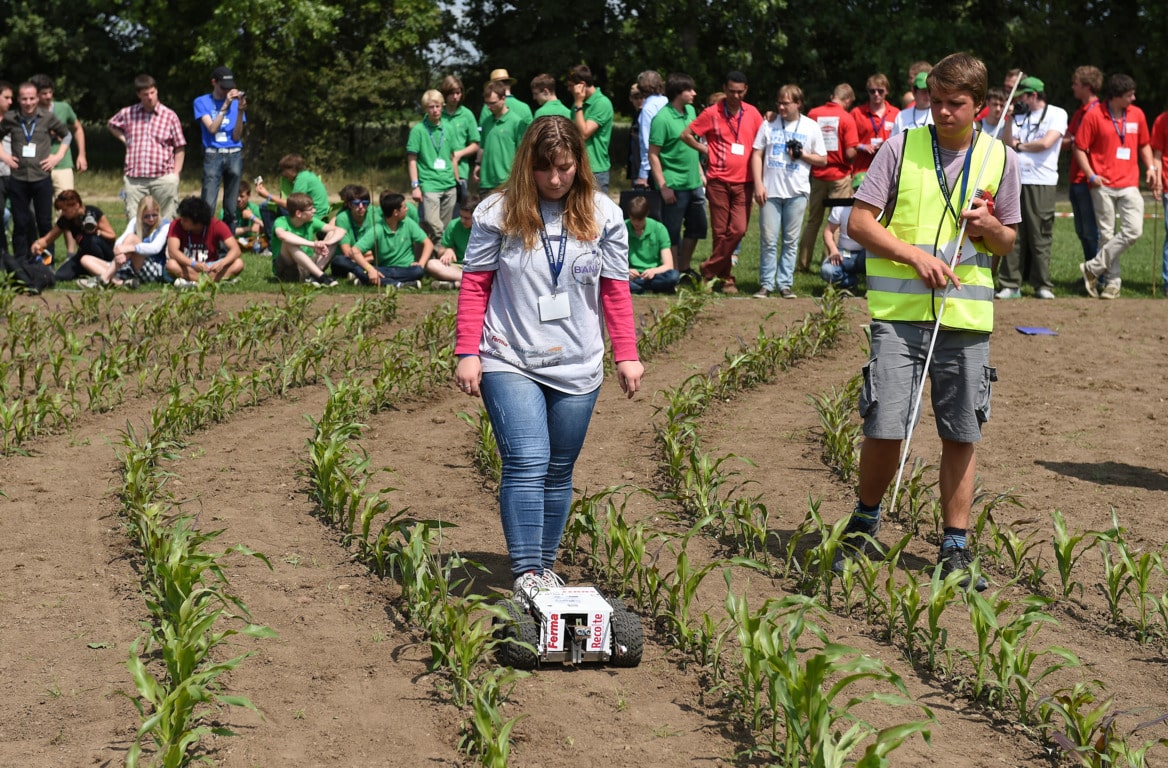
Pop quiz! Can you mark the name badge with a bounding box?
[433,158,447,170]
[538,292,570,322]
[1116,146,1132,160]
[215,131,228,143]
[22,143,36,158]
[731,143,746,156]
[871,137,883,147]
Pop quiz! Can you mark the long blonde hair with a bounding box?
[501,116,598,249]
[137,195,162,239]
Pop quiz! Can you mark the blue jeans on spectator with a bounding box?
[377,264,424,286]
[630,268,680,294]
[1069,182,1098,262]
[759,194,808,291]
[480,372,600,576]
[820,249,866,290]
[260,204,288,244]
[201,150,243,232]
[594,171,610,194]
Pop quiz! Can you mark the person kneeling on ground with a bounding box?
[32,190,119,287]
[166,195,245,286]
[425,195,479,289]
[272,192,345,287]
[350,191,432,288]
[820,175,868,293]
[112,194,171,286]
[625,195,679,294]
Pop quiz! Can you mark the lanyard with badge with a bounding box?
[537,209,570,322]
[725,102,746,156]
[1104,102,1132,161]
[929,125,975,233]
[428,119,447,170]
[20,116,37,158]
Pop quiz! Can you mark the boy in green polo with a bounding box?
[425,195,478,289]
[272,192,345,286]
[351,191,433,288]
[625,196,679,293]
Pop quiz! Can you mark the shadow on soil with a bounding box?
[1036,460,1168,491]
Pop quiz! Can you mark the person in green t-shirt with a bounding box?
[272,192,346,286]
[408,89,467,241]
[425,195,478,289]
[255,153,330,234]
[475,81,529,193]
[31,74,87,196]
[568,64,615,192]
[222,179,266,253]
[329,183,380,283]
[532,74,572,119]
[439,75,481,201]
[625,196,679,294]
[350,191,433,288]
[649,72,708,275]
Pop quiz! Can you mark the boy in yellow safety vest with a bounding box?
[834,52,1022,591]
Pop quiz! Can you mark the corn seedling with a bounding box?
[1051,509,1098,601]
[809,373,862,484]
[1042,681,1168,768]
[457,408,502,486]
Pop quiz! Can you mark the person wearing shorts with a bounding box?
[834,52,1022,591]
[648,72,707,277]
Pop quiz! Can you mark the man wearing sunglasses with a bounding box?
[852,74,899,175]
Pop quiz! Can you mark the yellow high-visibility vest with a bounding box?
[867,127,1006,332]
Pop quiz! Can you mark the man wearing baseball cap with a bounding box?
[194,66,247,232]
[997,76,1066,299]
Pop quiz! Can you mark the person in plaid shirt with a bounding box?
[108,74,186,222]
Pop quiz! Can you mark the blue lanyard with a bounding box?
[723,102,743,142]
[538,209,567,293]
[1104,102,1127,145]
[427,119,445,152]
[929,125,975,229]
[20,116,37,143]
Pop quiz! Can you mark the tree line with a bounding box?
[4,0,1165,171]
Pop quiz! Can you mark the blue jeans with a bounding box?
[820,249,866,289]
[377,264,424,286]
[1069,182,1098,262]
[630,269,680,294]
[480,372,600,576]
[759,195,808,291]
[201,150,244,231]
[594,171,610,194]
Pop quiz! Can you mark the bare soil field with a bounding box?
[1,288,1166,767]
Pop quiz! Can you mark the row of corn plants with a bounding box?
[300,303,531,766]
[101,289,408,765]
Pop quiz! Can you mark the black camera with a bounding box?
[1013,101,1028,117]
[786,139,804,160]
[82,212,98,234]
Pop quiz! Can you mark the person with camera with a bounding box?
[750,84,827,298]
[0,82,73,264]
[31,190,118,286]
[195,66,247,233]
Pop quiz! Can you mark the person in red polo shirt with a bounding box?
[798,84,859,273]
[1149,108,1168,294]
[852,73,899,175]
[1073,73,1160,299]
[681,71,763,294]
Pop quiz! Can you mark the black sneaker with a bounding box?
[939,546,987,591]
[831,512,881,573]
[314,273,338,287]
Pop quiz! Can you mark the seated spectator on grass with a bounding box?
[330,183,378,282]
[112,195,171,285]
[425,194,478,289]
[254,153,329,236]
[223,178,265,253]
[272,192,345,287]
[351,191,433,288]
[820,192,866,293]
[625,195,678,294]
[31,190,117,286]
[166,195,244,286]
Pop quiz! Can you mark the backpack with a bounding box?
[1,250,58,295]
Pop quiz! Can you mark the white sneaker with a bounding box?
[513,572,546,602]
[539,570,565,589]
[76,277,99,289]
[1036,288,1055,300]
[173,278,197,289]
[995,287,1021,299]
[432,280,456,290]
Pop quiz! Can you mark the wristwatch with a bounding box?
[410,180,420,188]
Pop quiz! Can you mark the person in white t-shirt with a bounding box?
[891,72,935,135]
[820,173,868,292]
[997,76,1068,299]
[750,84,827,298]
